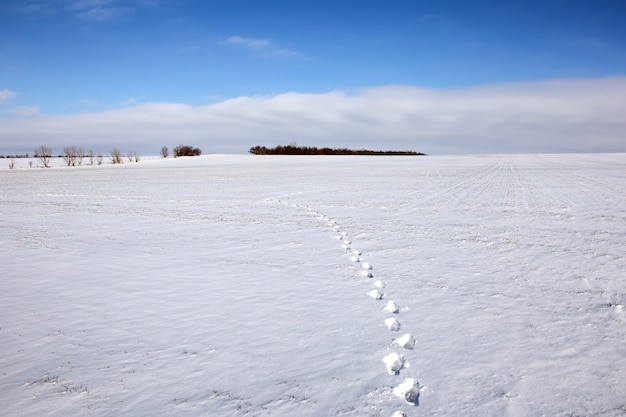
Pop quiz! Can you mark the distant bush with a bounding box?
[62,146,85,166]
[160,146,169,158]
[34,145,53,168]
[110,148,123,164]
[173,145,202,157]
[127,151,140,163]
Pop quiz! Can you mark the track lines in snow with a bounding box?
[268,197,422,415]
[299,204,421,415]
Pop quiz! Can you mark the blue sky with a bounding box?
[1,0,626,154]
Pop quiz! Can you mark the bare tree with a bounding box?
[63,146,79,166]
[160,146,169,158]
[34,145,53,168]
[87,149,95,165]
[76,147,85,166]
[8,159,15,169]
[96,154,103,165]
[110,148,123,164]
[125,151,140,163]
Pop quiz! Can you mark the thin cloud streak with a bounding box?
[1,77,625,155]
[17,0,140,21]
[6,106,39,116]
[0,89,18,104]
[221,36,301,57]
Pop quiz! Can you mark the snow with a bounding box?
[393,378,420,405]
[382,353,405,375]
[385,300,400,314]
[368,289,385,300]
[385,318,402,332]
[393,334,416,350]
[1,153,626,416]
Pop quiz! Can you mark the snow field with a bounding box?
[2,153,626,416]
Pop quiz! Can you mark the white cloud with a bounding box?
[77,98,99,106]
[18,3,54,15]
[119,96,144,106]
[6,106,39,116]
[75,5,132,21]
[224,36,270,50]
[0,89,18,104]
[17,0,153,19]
[1,77,625,155]
[222,36,301,57]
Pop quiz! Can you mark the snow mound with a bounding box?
[385,317,401,331]
[385,300,400,313]
[360,270,373,278]
[367,289,384,300]
[382,352,405,375]
[394,334,416,350]
[393,378,420,405]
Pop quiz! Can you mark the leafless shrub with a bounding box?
[161,146,169,158]
[96,154,103,165]
[110,148,123,164]
[76,147,85,166]
[62,146,79,166]
[34,145,53,168]
[126,151,140,163]
[8,159,15,169]
[87,149,95,165]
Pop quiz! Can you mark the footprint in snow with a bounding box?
[361,262,373,270]
[391,411,407,417]
[385,317,401,331]
[385,300,400,313]
[360,270,373,278]
[393,334,416,350]
[374,280,385,289]
[367,289,384,300]
[350,255,360,262]
[393,378,420,405]
[382,352,405,375]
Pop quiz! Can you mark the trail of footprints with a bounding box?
[304,205,421,417]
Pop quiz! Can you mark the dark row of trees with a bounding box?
[0,153,30,158]
[249,144,425,156]
[173,145,202,157]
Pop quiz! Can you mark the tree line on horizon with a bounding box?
[249,144,425,156]
[5,144,203,169]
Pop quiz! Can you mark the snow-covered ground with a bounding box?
[1,154,625,416]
